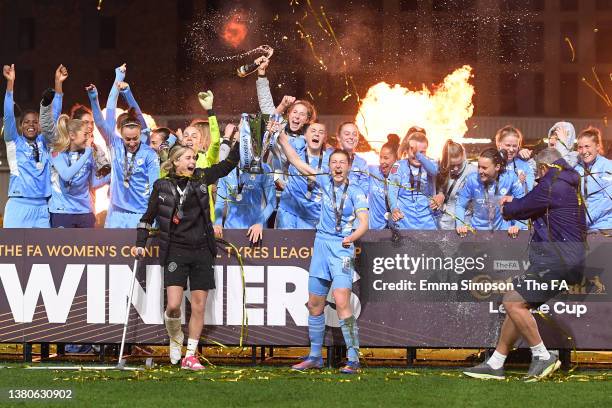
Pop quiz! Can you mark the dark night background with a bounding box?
[1,0,611,118]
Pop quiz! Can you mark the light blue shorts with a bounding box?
[276,207,317,229]
[308,234,354,295]
[105,206,143,228]
[3,197,50,228]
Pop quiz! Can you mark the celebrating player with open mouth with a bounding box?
[277,125,369,374]
[134,141,239,370]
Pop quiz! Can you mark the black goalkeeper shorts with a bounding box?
[165,245,216,291]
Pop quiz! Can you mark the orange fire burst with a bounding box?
[355,65,475,159]
[93,108,157,214]
[222,13,248,48]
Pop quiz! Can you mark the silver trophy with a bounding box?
[239,112,283,174]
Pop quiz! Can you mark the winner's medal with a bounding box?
[384,211,390,220]
[305,191,312,199]
[235,193,243,202]
[172,211,181,225]
[36,162,43,170]
[124,180,130,188]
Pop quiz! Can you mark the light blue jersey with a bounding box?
[347,152,370,197]
[3,91,62,199]
[119,85,154,145]
[575,155,612,231]
[309,175,368,291]
[49,148,109,214]
[88,80,159,222]
[505,157,535,230]
[3,90,61,228]
[506,157,535,192]
[215,163,275,228]
[456,170,525,230]
[367,165,392,230]
[278,139,330,228]
[315,175,369,239]
[388,153,439,230]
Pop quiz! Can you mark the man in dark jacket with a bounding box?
[464,148,586,382]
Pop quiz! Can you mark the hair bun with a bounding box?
[387,133,400,147]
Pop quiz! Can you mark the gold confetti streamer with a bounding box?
[564,37,575,62]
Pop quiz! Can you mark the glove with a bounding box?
[198,90,214,110]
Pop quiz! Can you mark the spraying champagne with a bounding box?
[236,45,274,78]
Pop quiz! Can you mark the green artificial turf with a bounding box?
[0,364,610,408]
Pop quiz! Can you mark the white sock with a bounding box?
[530,342,551,360]
[486,351,507,370]
[185,338,199,357]
[164,311,182,339]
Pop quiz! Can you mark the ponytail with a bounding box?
[53,114,84,153]
[437,139,466,189]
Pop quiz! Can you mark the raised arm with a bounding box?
[3,64,18,142]
[201,142,240,186]
[52,64,68,121]
[104,64,126,132]
[119,83,147,129]
[277,128,317,182]
[198,91,220,165]
[416,151,439,176]
[254,56,276,114]
[39,92,56,144]
[86,84,113,145]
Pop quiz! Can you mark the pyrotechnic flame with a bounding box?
[355,65,475,159]
[93,108,157,214]
[222,13,248,48]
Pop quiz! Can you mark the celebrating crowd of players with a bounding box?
[2,60,611,374]
[3,62,610,235]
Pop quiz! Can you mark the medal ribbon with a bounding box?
[305,149,323,194]
[123,147,138,187]
[330,179,349,233]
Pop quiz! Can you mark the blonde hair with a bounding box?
[495,125,524,147]
[53,114,84,152]
[161,145,195,175]
[190,120,210,152]
[398,131,428,158]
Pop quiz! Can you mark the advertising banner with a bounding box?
[0,230,609,349]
